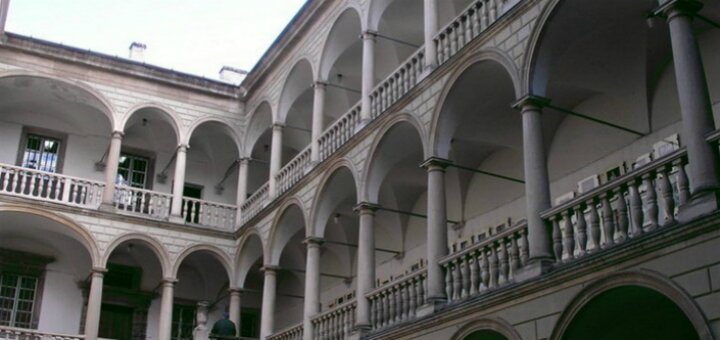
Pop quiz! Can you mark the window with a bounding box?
[0,273,38,328]
[21,134,61,173]
[117,153,150,188]
[171,304,195,340]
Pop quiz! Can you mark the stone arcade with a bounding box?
[0,0,719,339]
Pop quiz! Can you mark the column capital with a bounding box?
[303,236,325,247]
[110,130,124,139]
[653,0,703,20]
[91,267,108,275]
[228,287,242,295]
[238,157,251,165]
[176,144,190,152]
[512,95,551,111]
[420,157,452,170]
[260,265,281,274]
[313,81,328,89]
[272,122,285,130]
[354,202,380,214]
[162,278,178,285]
[360,30,378,41]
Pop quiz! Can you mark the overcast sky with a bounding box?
[6,1,307,79]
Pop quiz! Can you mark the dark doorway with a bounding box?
[99,304,134,340]
[183,184,203,223]
[464,330,507,340]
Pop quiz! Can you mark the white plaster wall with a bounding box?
[38,269,85,334]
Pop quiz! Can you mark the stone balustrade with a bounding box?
[435,0,510,64]
[239,182,270,225]
[0,163,105,209]
[318,103,362,162]
[541,150,689,264]
[311,299,357,340]
[181,196,236,230]
[367,269,427,331]
[369,50,425,119]
[440,222,529,303]
[276,147,312,195]
[267,323,303,340]
[113,185,172,220]
[0,326,85,340]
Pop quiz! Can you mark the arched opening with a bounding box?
[464,330,507,340]
[0,210,94,334]
[120,106,179,195]
[312,165,359,312]
[245,103,273,198]
[365,120,427,286]
[173,249,232,340]
[278,60,314,165]
[434,57,524,247]
[529,0,720,206]
[269,204,307,331]
[319,9,363,127]
[103,238,166,340]
[561,285,699,340]
[235,234,264,339]
[0,76,113,195]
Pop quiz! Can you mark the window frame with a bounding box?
[15,127,68,174]
[0,248,53,330]
[117,147,155,190]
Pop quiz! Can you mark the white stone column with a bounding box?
[0,0,11,36]
[228,288,242,336]
[170,144,189,219]
[513,96,553,264]
[354,202,377,329]
[360,31,377,124]
[424,0,439,70]
[101,131,123,206]
[157,278,176,340]
[311,81,326,164]
[657,0,720,197]
[236,157,250,226]
[83,267,106,340]
[421,157,450,303]
[268,123,284,197]
[260,266,278,339]
[303,237,323,340]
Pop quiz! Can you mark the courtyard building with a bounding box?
[0,0,719,339]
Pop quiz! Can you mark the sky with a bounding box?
[6,1,307,80]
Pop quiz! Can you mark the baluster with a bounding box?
[489,0,497,21]
[0,168,7,192]
[600,193,615,248]
[659,165,676,225]
[479,250,489,292]
[480,1,489,29]
[401,283,409,321]
[18,170,28,194]
[369,297,377,330]
[381,292,388,328]
[615,187,629,243]
[416,275,425,307]
[28,172,38,196]
[471,4,481,37]
[408,279,416,318]
[464,14,473,43]
[497,241,508,285]
[628,179,644,238]
[70,180,80,203]
[674,159,690,205]
[519,228,529,266]
[442,32,451,61]
[392,286,400,323]
[456,20,465,48]
[552,215,562,262]
[509,235,520,279]
[488,246,498,289]
[450,27,458,55]
[575,204,587,257]
[643,172,659,232]
[561,209,575,261]
[469,252,479,295]
[445,264,453,301]
[452,260,461,301]
[587,199,601,253]
[50,176,61,200]
[460,256,469,299]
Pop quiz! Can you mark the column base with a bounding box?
[416,298,446,318]
[169,215,185,224]
[514,258,555,283]
[355,119,371,134]
[419,64,436,81]
[678,190,720,223]
[98,202,116,213]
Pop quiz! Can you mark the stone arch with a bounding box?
[101,232,172,278]
[277,58,316,124]
[171,243,234,285]
[184,116,243,156]
[120,102,184,145]
[0,203,101,267]
[235,230,266,288]
[308,158,362,237]
[429,48,522,158]
[361,113,429,202]
[0,71,117,131]
[521,0,561,96]
[244,100,274,156]
[551,269,714,340]
[318,6,365,81]
[266,197,309,266]
[450,317,523,340]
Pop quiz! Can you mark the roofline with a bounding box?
[1,32,242,99]
[239,0,330,97]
